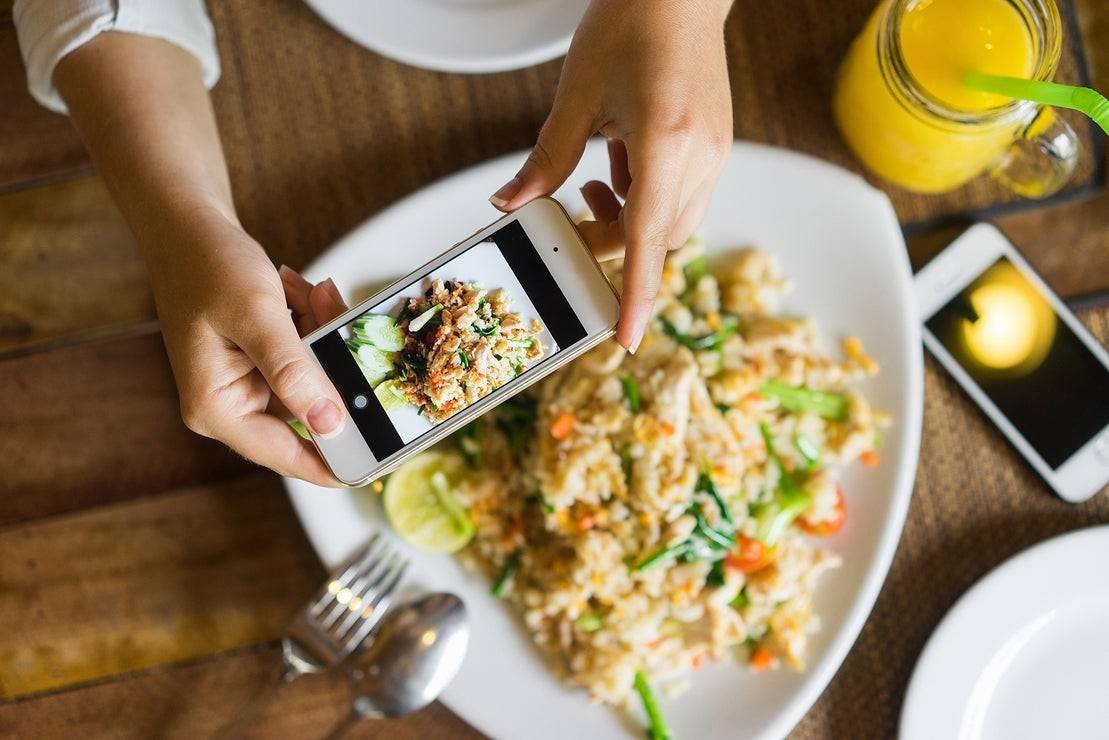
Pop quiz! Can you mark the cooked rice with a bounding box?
[448,242,885,707]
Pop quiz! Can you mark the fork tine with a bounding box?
[333,551,405,641]
[319,538,400,631]
[342,557,409,653]
[309,534,386,618]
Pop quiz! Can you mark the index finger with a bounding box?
[616,136,691,351]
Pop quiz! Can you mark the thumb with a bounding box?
[490,98,593,212]
[236,300,346,439]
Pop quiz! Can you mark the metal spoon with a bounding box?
[324,592,470,739]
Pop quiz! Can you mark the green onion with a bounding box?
[621,443,634,483]
[634,542,691,571]
[793,432,822,471]
[760,380,848,420]
[715,402,731,415]
[491,551,520,598]
[696,472,733,525]
[620,374,641,413]
[577,612,604,632]
[660,316,738,351]
[689,504,736,551]
[756,423,812,545]
[458,349,470,370]
[682,255,709,287]
[508,338,534,348]
[527,492,555,514]
[730,589,750,610]
[495,395,538,458]
[408,303,444,332]
[706,559,726,588]
[634,670,671,740]
[288,420,311,440]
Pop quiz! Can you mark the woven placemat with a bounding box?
[201,2,1108,737]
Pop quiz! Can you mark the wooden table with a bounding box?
[1,1,1106,738]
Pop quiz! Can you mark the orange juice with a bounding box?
[834,0,1045,193]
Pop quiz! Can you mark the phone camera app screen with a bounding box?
[312,220,587,459]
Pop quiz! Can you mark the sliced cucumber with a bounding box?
[352,313,405,351]
[352,343,395,387]
[408,303,443,332]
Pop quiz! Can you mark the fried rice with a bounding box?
[449,241,886,707]
[396,278,545,423]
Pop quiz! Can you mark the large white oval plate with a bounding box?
[901,526,1109,740]
[302,0,589,74]
[286,140,923,740]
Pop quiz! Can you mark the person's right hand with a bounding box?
[148,209,350,486]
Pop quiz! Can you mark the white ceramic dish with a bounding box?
[901,526,1109,740]
[285,140,924,739]
[302,0,589,74]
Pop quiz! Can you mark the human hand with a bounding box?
[148,210,350,486]
[489,0,734,351]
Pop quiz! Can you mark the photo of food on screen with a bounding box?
[337,238,558,443]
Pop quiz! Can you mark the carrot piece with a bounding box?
[659,421,676,436]
[577,514,595,532]
[749,646,775,672]
[725,537,772,573]
[549,413,576,440]
[798,486,846,537]
[860,450,880,467]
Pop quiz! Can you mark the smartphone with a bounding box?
[915,223,1109,502]
[302,197,621,485]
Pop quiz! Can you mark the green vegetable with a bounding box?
[458,349,470,370]
[373,379,408,411]
[491,551,520,598]
[730,589,750,610]
[682,255,709,287]
[634,670,671,740]
[576,612,605,632]
[620,374,641,413]
[474,322,499,337]
[706,559,726,588]
[793,432,822,472]
[760,380,848,420]
[621,443,634,483]
[456,422,481,469]
[689,503,736,551]
[634,542,692,571]
[507,338,534,348]
[756,423,812,545]
[350,342,395,387]
[715,402,731,415]
[408,303,443,332]
[288,420,311,440]
[352,313,405,351]
[527,493,555,514]
[696,472,733,525]
[660,315,738,351]
[495,395,538,458]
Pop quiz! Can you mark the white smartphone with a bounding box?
[302,197,621,485]
[915,223,1109,503]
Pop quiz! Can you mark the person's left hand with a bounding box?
[489,0,734,352]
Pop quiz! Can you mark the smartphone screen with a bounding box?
[926,256,1109,469]
[311,219,587,461]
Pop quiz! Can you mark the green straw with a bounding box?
[964,70,1109,135]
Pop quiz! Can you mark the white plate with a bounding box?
[286,140,924,740]
[901,526,1109,740]
[302,0,589,74]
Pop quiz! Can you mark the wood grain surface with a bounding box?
[0,0,1106,738]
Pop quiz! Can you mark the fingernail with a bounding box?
[307,398,344,438]
[489,177,522,209]
[626,325,645,355]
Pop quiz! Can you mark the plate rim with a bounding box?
[899,524,1109,739]
[301,0,581,74]
[286,140,924,739]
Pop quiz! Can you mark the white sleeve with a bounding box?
[13,0,221,114]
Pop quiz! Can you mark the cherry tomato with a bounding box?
[798,486,846,537]
[725,537,772,573]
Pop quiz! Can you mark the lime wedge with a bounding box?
[384,452,475,553]
[374,379,408,411]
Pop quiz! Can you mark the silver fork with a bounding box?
[218,533,408,738]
